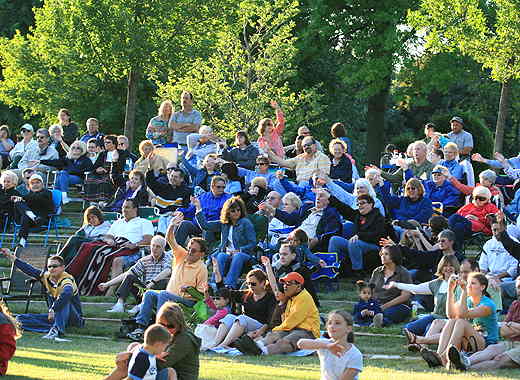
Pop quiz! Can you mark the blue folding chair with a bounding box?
[0,213,10,248]
[12,190,62,248]
[311,252,341,292]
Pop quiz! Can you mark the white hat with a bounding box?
[29,173,43,183]
[20,123,34,133]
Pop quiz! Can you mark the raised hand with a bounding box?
[379,237,395,247]
[260,255,271,267]
[471,153,484,163]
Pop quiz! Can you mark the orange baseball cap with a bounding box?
[279,272,304,285]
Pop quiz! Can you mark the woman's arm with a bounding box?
[381,290,411,310]
[260,256,280,294]
[446,275,459,319]
[393,281,433,295]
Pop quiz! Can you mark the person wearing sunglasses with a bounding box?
[15,168,35,196]
[234,155,278,189]
[8,124,37,169]
[1,248,84,340]
[448,186,499,251]
[16,128,59,177]
[257,100,285,158]
[221,130,259,170]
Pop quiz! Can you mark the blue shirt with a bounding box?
[170,109,202,145]
[439,159,464,180]
[467,296,499,345]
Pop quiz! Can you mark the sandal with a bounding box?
[403,328,417,345]
[407,343,422,353]
[461,335,478,354]
[420,347,443,368]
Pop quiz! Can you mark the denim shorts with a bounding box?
[220,314,263,331]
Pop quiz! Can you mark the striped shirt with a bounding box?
[130,251,173,283]
[285,151,331,183]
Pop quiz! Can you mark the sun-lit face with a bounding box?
[441,263,456,279]
[480,177,492,188]
[451,121,463,133]
[438,237,453,251]
[58,111,70,124]
[443,147,457,161]
[359,287,372,302]
[150,241,164,259]
[1,175,15,189]
[186,241,203,263]
[332,143,344,158]
[467,276,485,297]
[211,180,226,196]
[29,179,43,192]
[142,144,153,157]
[128,175,142,190]
[355,184,368,196]
[87,213,101,226]
[326,313,351,341]
[432,172,446,185]
[88,142,98,153]
[413,144,427,161]
[47,259,64,277]
[278,245,296,266]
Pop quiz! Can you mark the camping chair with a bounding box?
[431,201,444,216]
[11,189,62,248]
[0,212,10,248]
[463,232,490,258]
[247,213,269,259]
[102,211,121,225]
[0,245,55,313]
[311,252,340,292]
[139,206,159,230]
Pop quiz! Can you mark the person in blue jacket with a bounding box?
[1,249,84,340]
[194,196,256,289]
[380,178,433,225]
[423,165,462,216]
[179,152,220,192]
[353,281,383,326]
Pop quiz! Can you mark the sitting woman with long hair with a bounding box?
[0,301,21,376]
[420,272,499,369]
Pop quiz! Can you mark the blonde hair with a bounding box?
[328,138,348,155]
[251,176,267,189]
[443,142,459,153]
[67,140,87,159]
[139,140,154,155]
[158,100,174,119]
[257,118,273,137]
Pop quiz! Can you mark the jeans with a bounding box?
[215,251,252,288]
[328,236,379,270]
[342,221,356,239]
[404,314,436,336]
[501,280,518,311]
[54,170,82,192]
[14,201,48,239]
[175,220,202,246]
[136,290,195,327]
[16,302,83,334]
[448,213,473,251]
[382,304,411,326]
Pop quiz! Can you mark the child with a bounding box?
[127,324,174,380]
[0,301,21,376]
[297,310,363,380]
[352,281,383,327]
[204,283,231,327]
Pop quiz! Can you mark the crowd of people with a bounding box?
[1,92,520,379]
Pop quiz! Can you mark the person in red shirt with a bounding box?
[0,301,21,376]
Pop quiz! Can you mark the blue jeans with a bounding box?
[16,302,83,334]
[54,170,82,192]
[216,251,252,288]
[383,304,411,326]
[404,314,436,336]
[136,290,195,327]
[448,213,472,251]
[342,222,356,239]
[328,236,379,270]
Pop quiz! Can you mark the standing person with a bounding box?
[80,117,105,145]
[330,122,353,155]
[439,142,464,180]
[0,125,14,169]
[447,116,473,158]
[1,249,84,340]
[8,124,37,169]
[169,91,202,151]
[53,108,79,145]
[257,101,285,158]
[380,141,434,184]
[147,100,174,146]
[298,310,363,380]
[49,124,70,158]
[0,301,20,376]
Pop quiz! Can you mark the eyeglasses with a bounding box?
[246,281,257,287]
[357,201,368,206]
[36,135,47,140]
[406,187,417,190]
[166,167,176,172]
[256,162,269,166]
[118,142,126,146]
[474,196,487,201]
[214,185,226,189]
[303,143,314,148]
[47,264,62,269]
[21,129,31,133]
[267,196,278,200]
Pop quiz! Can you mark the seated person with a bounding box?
[186,125,220,168]
[194,196,256,289]
[448,169,501,205]
[100,235,172,313]
[237,272,320,355]
[80,117,105,145]
[380,141,433,184]
[327,194,386,277]
[241,177,270,214]
[67,199,154,296]
[329,138,352,183]
[0,170,20,223]
[11,173,54,248]
[15,168,35,196]
[221,131,259,170]
[261,244,319,307]
[439,142,464,180]
[259,192,302,247]
[117,135,138,164]
[380,178,433,226]
[102,170,149,212]
[1,249,84,340]
[49,124,70,158]
[448,186,499,250]
[0,125,15,169]
[86,138,100,164]
[9,124,36,169]
[221,162,244,195]
[236,155,277,188]
[180,153,221,192]
[174,176,231,246]
[133,140,169,176]
[369,245,412,326]
[40,140,93,204]
[127,219,208,340]
[16,128,59,176]
[0,300,19,376]
[58,206,111,265]
[423,165,462,216]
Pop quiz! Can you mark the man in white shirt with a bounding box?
[480,222,519,281]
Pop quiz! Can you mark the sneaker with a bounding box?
[233,335,262,356]
[127,304,141,315]
[447,345,469,371]
[106,303,125,313]
[18,237,27,248]
[420,347,443,368]
[42,327,59,340]
[371,313,383,328]
[127,328,145,342]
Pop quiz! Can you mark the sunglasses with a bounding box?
[47,264,62,269]
[303,143,314,148]
[166,167,176,172]
[246,281,257,287]
[256,162,269,166]
[406,186,417,190]
[267,196,279,200]
[118,142,126,146]
[36,135,47,140]
[356,201,369,206]
[21,129,31,133]
[474,196,487,201]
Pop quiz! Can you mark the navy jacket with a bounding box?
[41,155,94,178]
[301,204,342,241]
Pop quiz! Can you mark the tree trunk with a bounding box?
[493,79,512,154]
[366,80,391,165]
[124,68,139,148]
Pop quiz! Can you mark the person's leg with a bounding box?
[405,315,436,337]
[157,290,196,308]
[210,315,237,348]
[500,322,520,340]
[266,330,312,354]
[106,257,126,297]
[219,320,246,347]
[382,304,411,326]
[327,236,349,262]
[215,251,231,282]
[224,252,251,288]
[53,303,71,335]
[416,318,446,345]
[347,239,380,271]
[471,352,518,370]
[501,281,518,311]
[436,318,457,356]
[440,319,485,364]
[468,343,506,365]
[175,221,202,246]
[115,272,140,303]
[448,213,472,251]
[135,290,160,327]
[341,222,356,240]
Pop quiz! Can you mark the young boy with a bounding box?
[128,324,173,380]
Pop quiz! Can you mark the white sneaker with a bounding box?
[106,303,125,313]
[371,313,384,328]
[127,304,141,315]
[42,327,59,340]
[62,192,70,205]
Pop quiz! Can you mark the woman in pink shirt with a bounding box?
[257,101,285,158]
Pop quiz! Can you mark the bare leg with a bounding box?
[415,319,446,345]
[468,344,506,365]
[470,353,518,370]
[219,321,246,347]
[106,257,124,296]
[207,323,230,348]
[500,322,520,340]
[267,338,293,355]
[436,319,457,357]
[439,319,485,365]
[167,368,177,380]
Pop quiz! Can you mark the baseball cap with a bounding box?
[29,173,43,183]
[279,272,305,285]
[431,165,447,175]
[450,116,464,125]
[22,167,35,176]
[20,123,34,133]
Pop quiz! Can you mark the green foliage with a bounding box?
[158,0,324,143]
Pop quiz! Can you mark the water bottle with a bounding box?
[411,302,418,319]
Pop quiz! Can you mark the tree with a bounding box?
[409,0,520,153]
[0,0,226,145]
[158,0,324,143]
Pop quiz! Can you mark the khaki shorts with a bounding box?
[263,329,315,350]
[505,347,520,366]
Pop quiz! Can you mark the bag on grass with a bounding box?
[194,324,218,350]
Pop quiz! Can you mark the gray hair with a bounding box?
[151,235,166,248]
[0,170,19,187]
[282,192,302,210]
[49,124,63,135]
[36,128,50,137]
[438,229,455,242]
[479,169,497,184]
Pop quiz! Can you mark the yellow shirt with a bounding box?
[166,246,208,300]
[42,271,78,298]
[285,151,331,183]
[273,288,320,338]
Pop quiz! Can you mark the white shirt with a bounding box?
[480,238,519,278]
[316,339,363,380]
[299,209,323,239]
[107,217,154,244]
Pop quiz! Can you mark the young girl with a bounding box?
[257,101,285,158]
[298,310,363,380]
[352,281,383,327]
[0,301,21,376]
[204,283,231,327]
